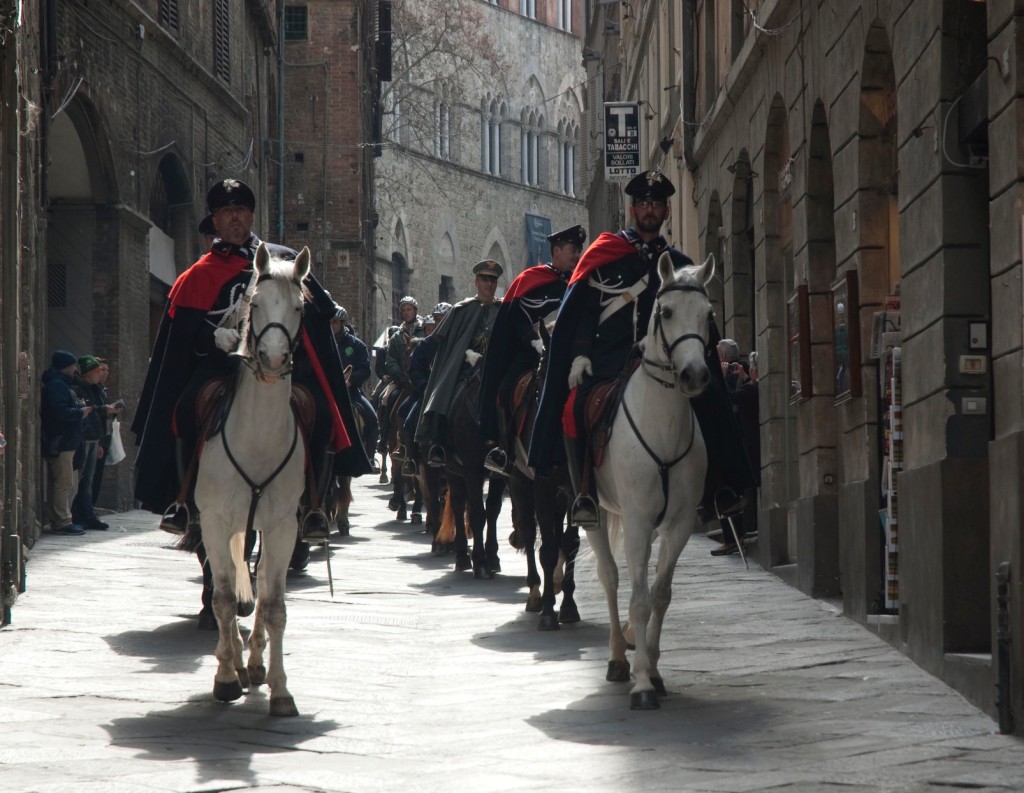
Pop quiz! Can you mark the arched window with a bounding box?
[522,109,540,186]
[558,0,572,31]
[435,99,451,160]
[558,121,578,197]
[520,0,537,19]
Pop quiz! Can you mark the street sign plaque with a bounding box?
[604,102,641,182]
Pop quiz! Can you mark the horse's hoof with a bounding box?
[508,530,523,550]
[558,602,581,624]
[213,679,244,702]
[387,496,401,511]
[269,696,299,717]
[473,561,494,579]
[606,659,630,682]
[630,690,660,710]
[411,512,422,525]
[538,614,560,631]
[525,592,542,612]
[247,664,267,688]
[396,506,408,521]
[378,471,388,485]
[455,553,472,571]
[236,668,251,690]
[487,555,501,574]
[651,676,666,697]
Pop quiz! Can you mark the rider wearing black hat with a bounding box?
[478,224,586,475]
[529,170,755,527]
[133,178,371,547]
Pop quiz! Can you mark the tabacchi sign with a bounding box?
[604,102,640,181]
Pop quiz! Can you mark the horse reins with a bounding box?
[628,280,707,524]
[222,271,304,534]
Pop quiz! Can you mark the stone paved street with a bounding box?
[1,474,1022,793]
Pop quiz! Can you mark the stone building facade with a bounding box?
[0,0,301,609]
[586,0,1024,729]
[373,0,586,329]
[275,1,377,337]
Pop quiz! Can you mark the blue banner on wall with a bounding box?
[525,214,551,268]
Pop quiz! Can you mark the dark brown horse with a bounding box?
[443,371,506,578]
[505,339,580,629]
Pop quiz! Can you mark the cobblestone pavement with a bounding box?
[1,474,1022,793]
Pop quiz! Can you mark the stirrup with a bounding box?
[401,458,418,477]
[570,495,599,530]
[427,445,446,468]
[300,509,330,542]
[159,502,190,536]
[483,447,510,476]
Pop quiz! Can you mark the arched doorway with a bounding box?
[761,93,797,567]
[797,99,841,596]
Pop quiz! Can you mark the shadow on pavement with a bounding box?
[470,612,606,662]
[104,620,212,674]
[104,699,340,787]
[528,684,771,748]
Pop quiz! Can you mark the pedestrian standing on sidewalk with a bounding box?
[41,350,93,536]
[72,355,122,531]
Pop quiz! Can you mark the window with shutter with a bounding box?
[284,6,308,41]
[159,0,179,34]
[213,0,230,84]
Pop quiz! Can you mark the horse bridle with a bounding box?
[642,282,709,390]
[222,271,304,535]
[627,281,708,524]
[240,272,304,380]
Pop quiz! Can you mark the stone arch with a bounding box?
[479,226,511,288]
[761,91,798,565]
[728,150,756,355]
[148,153,193,282]
[46,95,121,356]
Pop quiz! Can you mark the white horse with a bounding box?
[195,243,310,717]
[588,250,714,709]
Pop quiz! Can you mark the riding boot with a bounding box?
[377,393,391,454]
[563,437,598,529]
[160,438,199,535]
[300,449,335,542]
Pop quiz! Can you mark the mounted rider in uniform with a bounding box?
[529,170,755,527]
[478,225,585,475]
[377,296,424,456]
[132,178,371,544]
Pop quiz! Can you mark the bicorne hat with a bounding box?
[547,224,587,248]
[624,170,676,202]
[206,179,256,213]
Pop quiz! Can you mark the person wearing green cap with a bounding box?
[71,355,123,530]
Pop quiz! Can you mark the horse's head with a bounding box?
[242,243,310,379]
[644,250,716,396]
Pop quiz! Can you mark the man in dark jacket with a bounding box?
[478,225,585,474]
[530,170,756,527]
[71,354,121,530]
[132,178,370,543]
[331,304,378,463]
[416,261,503,466]
[41,350,94,535]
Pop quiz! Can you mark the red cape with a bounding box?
[569,232,635,285]
[503,264,561,301]
[168,250,250,316]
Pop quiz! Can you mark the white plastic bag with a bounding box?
[107,418,126,466]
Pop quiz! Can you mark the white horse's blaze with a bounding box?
[590,250,715,709]
[194,243,312,717]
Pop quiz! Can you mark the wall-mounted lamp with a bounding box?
[621,1,635,20]
[659,136,674,154]
[643,101,658,120]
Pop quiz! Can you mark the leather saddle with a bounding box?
[194,376,316,449]
[581,358,641,469]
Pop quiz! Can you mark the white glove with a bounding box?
[530,339,546,356]
[215,327,241,352]
[568,355,592,389]
[465,349,483,367]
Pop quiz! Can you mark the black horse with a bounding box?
[443,372,506,578]
[505,346,580,629]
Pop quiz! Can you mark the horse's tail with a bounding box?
[231,532,254,605]
[437,494,456,543]
[605,512,624,558]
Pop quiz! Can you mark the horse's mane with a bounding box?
[235,256,310,360]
